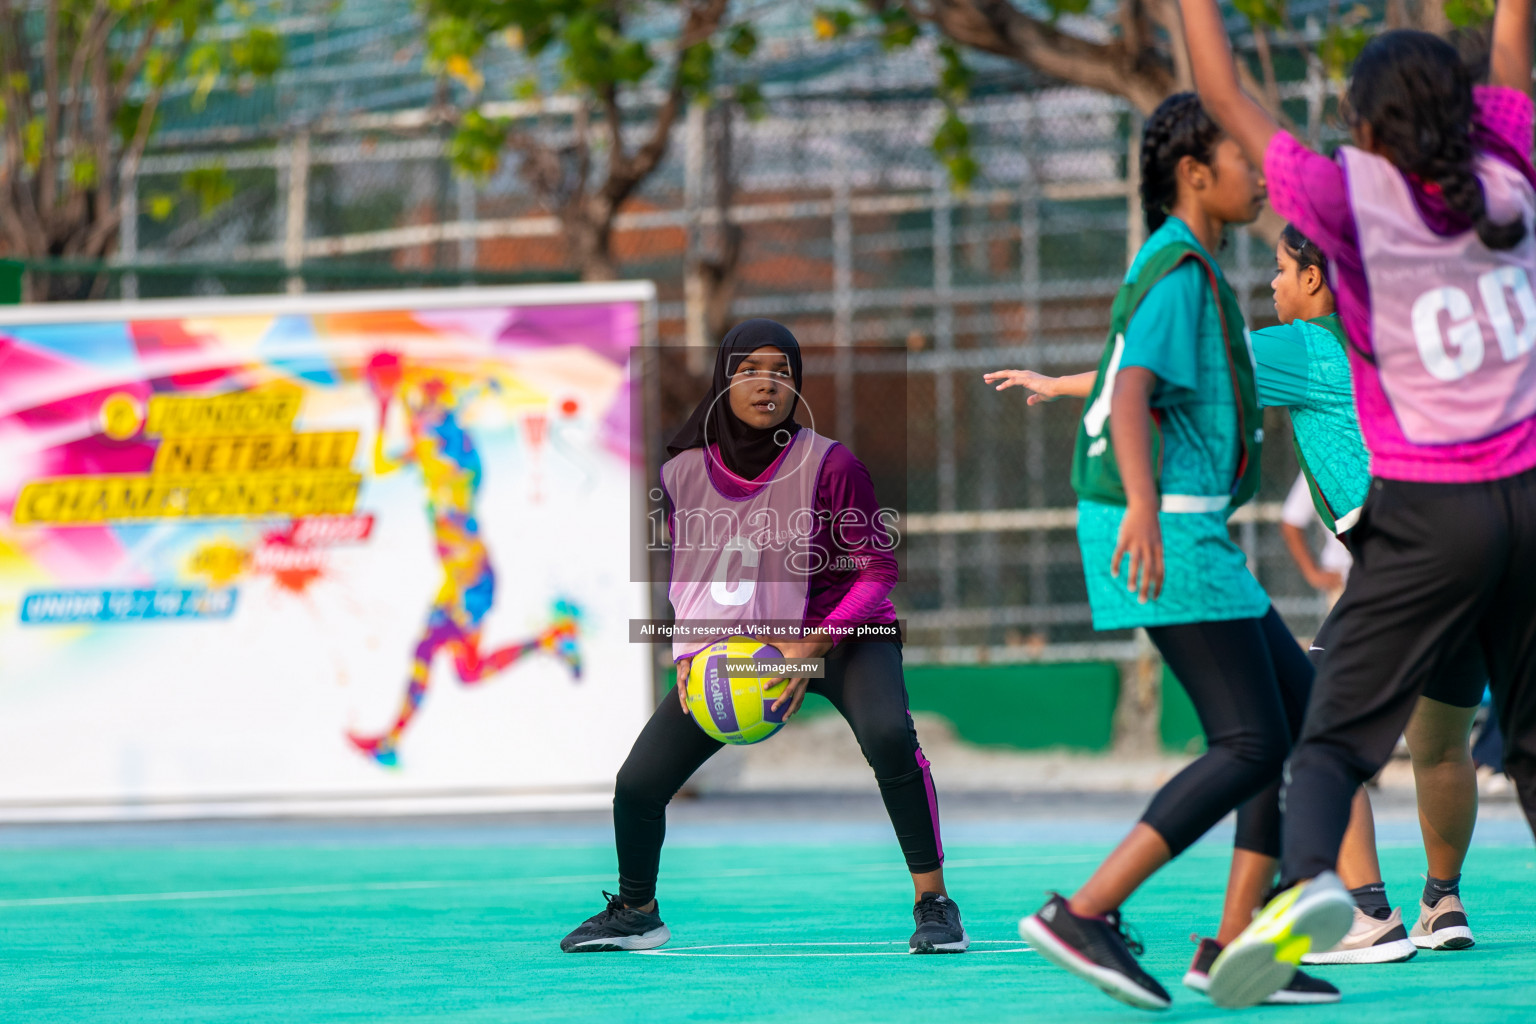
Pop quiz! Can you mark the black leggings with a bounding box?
[1283,470,1536,882]
[613,640,943,905]
[1140,606,1314,858]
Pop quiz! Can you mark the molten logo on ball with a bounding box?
[684,636,788,745]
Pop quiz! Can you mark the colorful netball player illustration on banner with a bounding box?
[347,351,583,767]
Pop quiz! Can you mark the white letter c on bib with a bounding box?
[710,535,760,606]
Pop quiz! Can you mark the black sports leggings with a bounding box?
[613,640,942,905]
[1140,606,1314,858]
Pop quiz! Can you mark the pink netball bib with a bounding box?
[662,428,837,660]
[1343,147,1536,446]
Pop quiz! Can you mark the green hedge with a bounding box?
[792,661,1118,752]
[671,659,1203,754]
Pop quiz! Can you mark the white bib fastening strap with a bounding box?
[1159,493,1230,514]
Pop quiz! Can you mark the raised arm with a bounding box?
[1177,0,1282,167]
[1491,0,1533,93]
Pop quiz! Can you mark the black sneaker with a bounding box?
[1019,893,1171,1010]
[1184,936,1340,1005]
[910,892,970,953]
[559,891,671,952]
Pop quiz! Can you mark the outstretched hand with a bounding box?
[984,369,1064,405]
[984,368,1097,404]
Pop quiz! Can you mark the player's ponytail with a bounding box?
[1139,92,1224,234]
[1347,31,1526,251]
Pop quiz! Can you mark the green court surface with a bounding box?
[2,806,1532,1023]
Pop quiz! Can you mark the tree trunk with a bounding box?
[569,210,618,282]
[698,102,742,344]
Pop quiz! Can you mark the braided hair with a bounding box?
[1347,31,1526,251]
[1280,224,1327,277]
[1140,92,1224,234]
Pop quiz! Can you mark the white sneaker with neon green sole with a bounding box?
[1206,872,1356,1010]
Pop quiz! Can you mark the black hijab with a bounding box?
[666,319,803,481]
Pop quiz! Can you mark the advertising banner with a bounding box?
[0,284,654,818]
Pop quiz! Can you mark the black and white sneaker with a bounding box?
[559,891,671,952]
[910,892,970,953]
[1184,936,1339,1005]
[1019,893,1171,1010]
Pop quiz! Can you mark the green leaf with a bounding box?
[185,42,223,110]
[937,43,972,103]
[736,81,766,120]
[448,109,509,180]
[812,7,855,40]
[426,15,486,72]
[148,193,178,222]
[70,157,98,189]
[727,24,758,59]
[1319,23,1369,80]
[1232,0,1285,27]
[229,26,284,78]
[23,119,43,170]
[181,164,234,217]
[562,13,655,88]
[932,111,971,157]
[1043,0,1093,16]
[944,152,978,190]
[876,8,919,50]
[1445,0,1495,27]
[677,41,714,97]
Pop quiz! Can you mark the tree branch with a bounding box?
[61,6,118,248]
[0,3,30,199]
[112,17,165,108]
[39,0,62,216]
[0,168,33,254]
[601,81,626,175]
[1252,24,1279,111]
[88,19,118,258]
[601,0,729,208]
[83,30,192,257]
[910,0,1175,114]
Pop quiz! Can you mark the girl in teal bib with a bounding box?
[996,95,1332,1010]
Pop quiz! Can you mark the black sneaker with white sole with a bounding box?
[910,892,970,953]
[1019,893,1171,1011]
[1184,937,1339,1005]
[559,891,671,952]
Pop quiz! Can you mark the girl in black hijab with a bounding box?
[559,320,969,956]
[666,318,804,481]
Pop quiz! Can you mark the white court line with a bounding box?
[635,941,1034,958]
[0,852,1092,909]
[0,879,478,908]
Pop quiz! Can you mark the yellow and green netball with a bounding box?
[685,637,790,745]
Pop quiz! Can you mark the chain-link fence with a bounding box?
[111,46,1353,665]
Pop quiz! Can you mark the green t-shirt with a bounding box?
[1250,313,1370,529]
[1116,219,1244,498]
[1076,219,1269,630]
